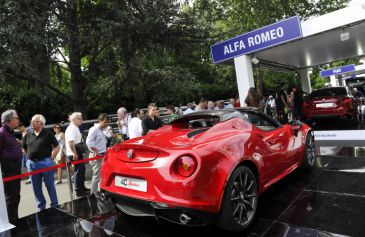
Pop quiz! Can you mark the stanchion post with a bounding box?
[66,161,74,201]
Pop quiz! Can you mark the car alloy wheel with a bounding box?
[230,171,257,226]
[303,133,316,168]
[218,166,258,231]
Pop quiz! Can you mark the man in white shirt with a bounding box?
[65,112,88,197]
[194,98,208,112]
[86,113,109,195]
[267,95,276,118]
[215,100,225,110]
[117,107,130,140]
[183,103,195,115]
[128,109,144,139]
[226,98,235,109]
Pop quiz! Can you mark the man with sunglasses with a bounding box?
[0,109,23,223]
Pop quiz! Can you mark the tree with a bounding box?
[0,0,354,123]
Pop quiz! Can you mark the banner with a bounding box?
[210,16,302,63]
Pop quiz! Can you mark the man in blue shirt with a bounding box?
[86,113,109,195]
[0,109,23,222]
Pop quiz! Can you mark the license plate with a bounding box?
[115,176,147,192]
[316,103,333,108]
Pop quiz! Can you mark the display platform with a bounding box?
[2,142,365,237]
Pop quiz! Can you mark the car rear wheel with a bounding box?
[301,132,316,169]
[217,166,258,232]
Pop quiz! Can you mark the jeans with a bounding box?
[67,155,86,192]
[26,158,58,210]
[0,158,21,222]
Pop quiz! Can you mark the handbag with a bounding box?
[75,142,86,155]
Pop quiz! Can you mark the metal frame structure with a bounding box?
[229,2,365,105]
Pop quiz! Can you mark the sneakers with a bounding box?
[55,180,62,185]
[25,179,31,185]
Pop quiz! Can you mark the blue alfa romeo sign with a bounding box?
[320,64,356,78]
[210,16,303,64]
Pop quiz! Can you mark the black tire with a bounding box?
[301,132,316,169]
[217,166,258,232]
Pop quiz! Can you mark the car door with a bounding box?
[255,125,289,176]
[242,111,287,185]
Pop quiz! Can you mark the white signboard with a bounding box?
[314,130,364,141]
[0,164,15,232]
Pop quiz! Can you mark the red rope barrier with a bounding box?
[3,164,66,183]
[70,155,104,165]
[2,155,105,183]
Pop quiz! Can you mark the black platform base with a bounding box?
[2,145,365,236]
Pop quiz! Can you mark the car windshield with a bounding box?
[310,88,347,97]
[170,111,246,129]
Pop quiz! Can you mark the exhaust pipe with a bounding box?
[179,213,191,225]
[100,192,109,201]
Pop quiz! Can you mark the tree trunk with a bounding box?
[67,0,87,117]
[38,45,50,95]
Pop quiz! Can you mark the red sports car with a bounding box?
[100,108,315,231]
[302,87,359,124]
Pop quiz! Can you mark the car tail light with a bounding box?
[343,98,352,104]
[302,102,310,107]
[174,155,197,177]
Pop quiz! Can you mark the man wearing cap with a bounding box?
[0,109,23,222]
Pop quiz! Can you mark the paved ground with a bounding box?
[18,164,94,218]
[7,146,365,236]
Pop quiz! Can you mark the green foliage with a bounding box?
[0,0,352,123]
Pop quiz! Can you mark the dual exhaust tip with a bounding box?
[179,213,191,225]
[100,192,109,201]
[101,193,192,225]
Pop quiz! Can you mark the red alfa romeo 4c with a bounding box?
[100,108,315,231]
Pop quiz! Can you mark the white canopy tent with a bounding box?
[232,2,365,105]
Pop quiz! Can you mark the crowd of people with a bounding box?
[0,84,304,224]
[0,102,169,223]
[174,84,304,124]
[241,84,305,124]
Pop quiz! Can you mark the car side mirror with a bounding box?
[290,120,302,136]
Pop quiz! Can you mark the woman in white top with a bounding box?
[128,108,144,139]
